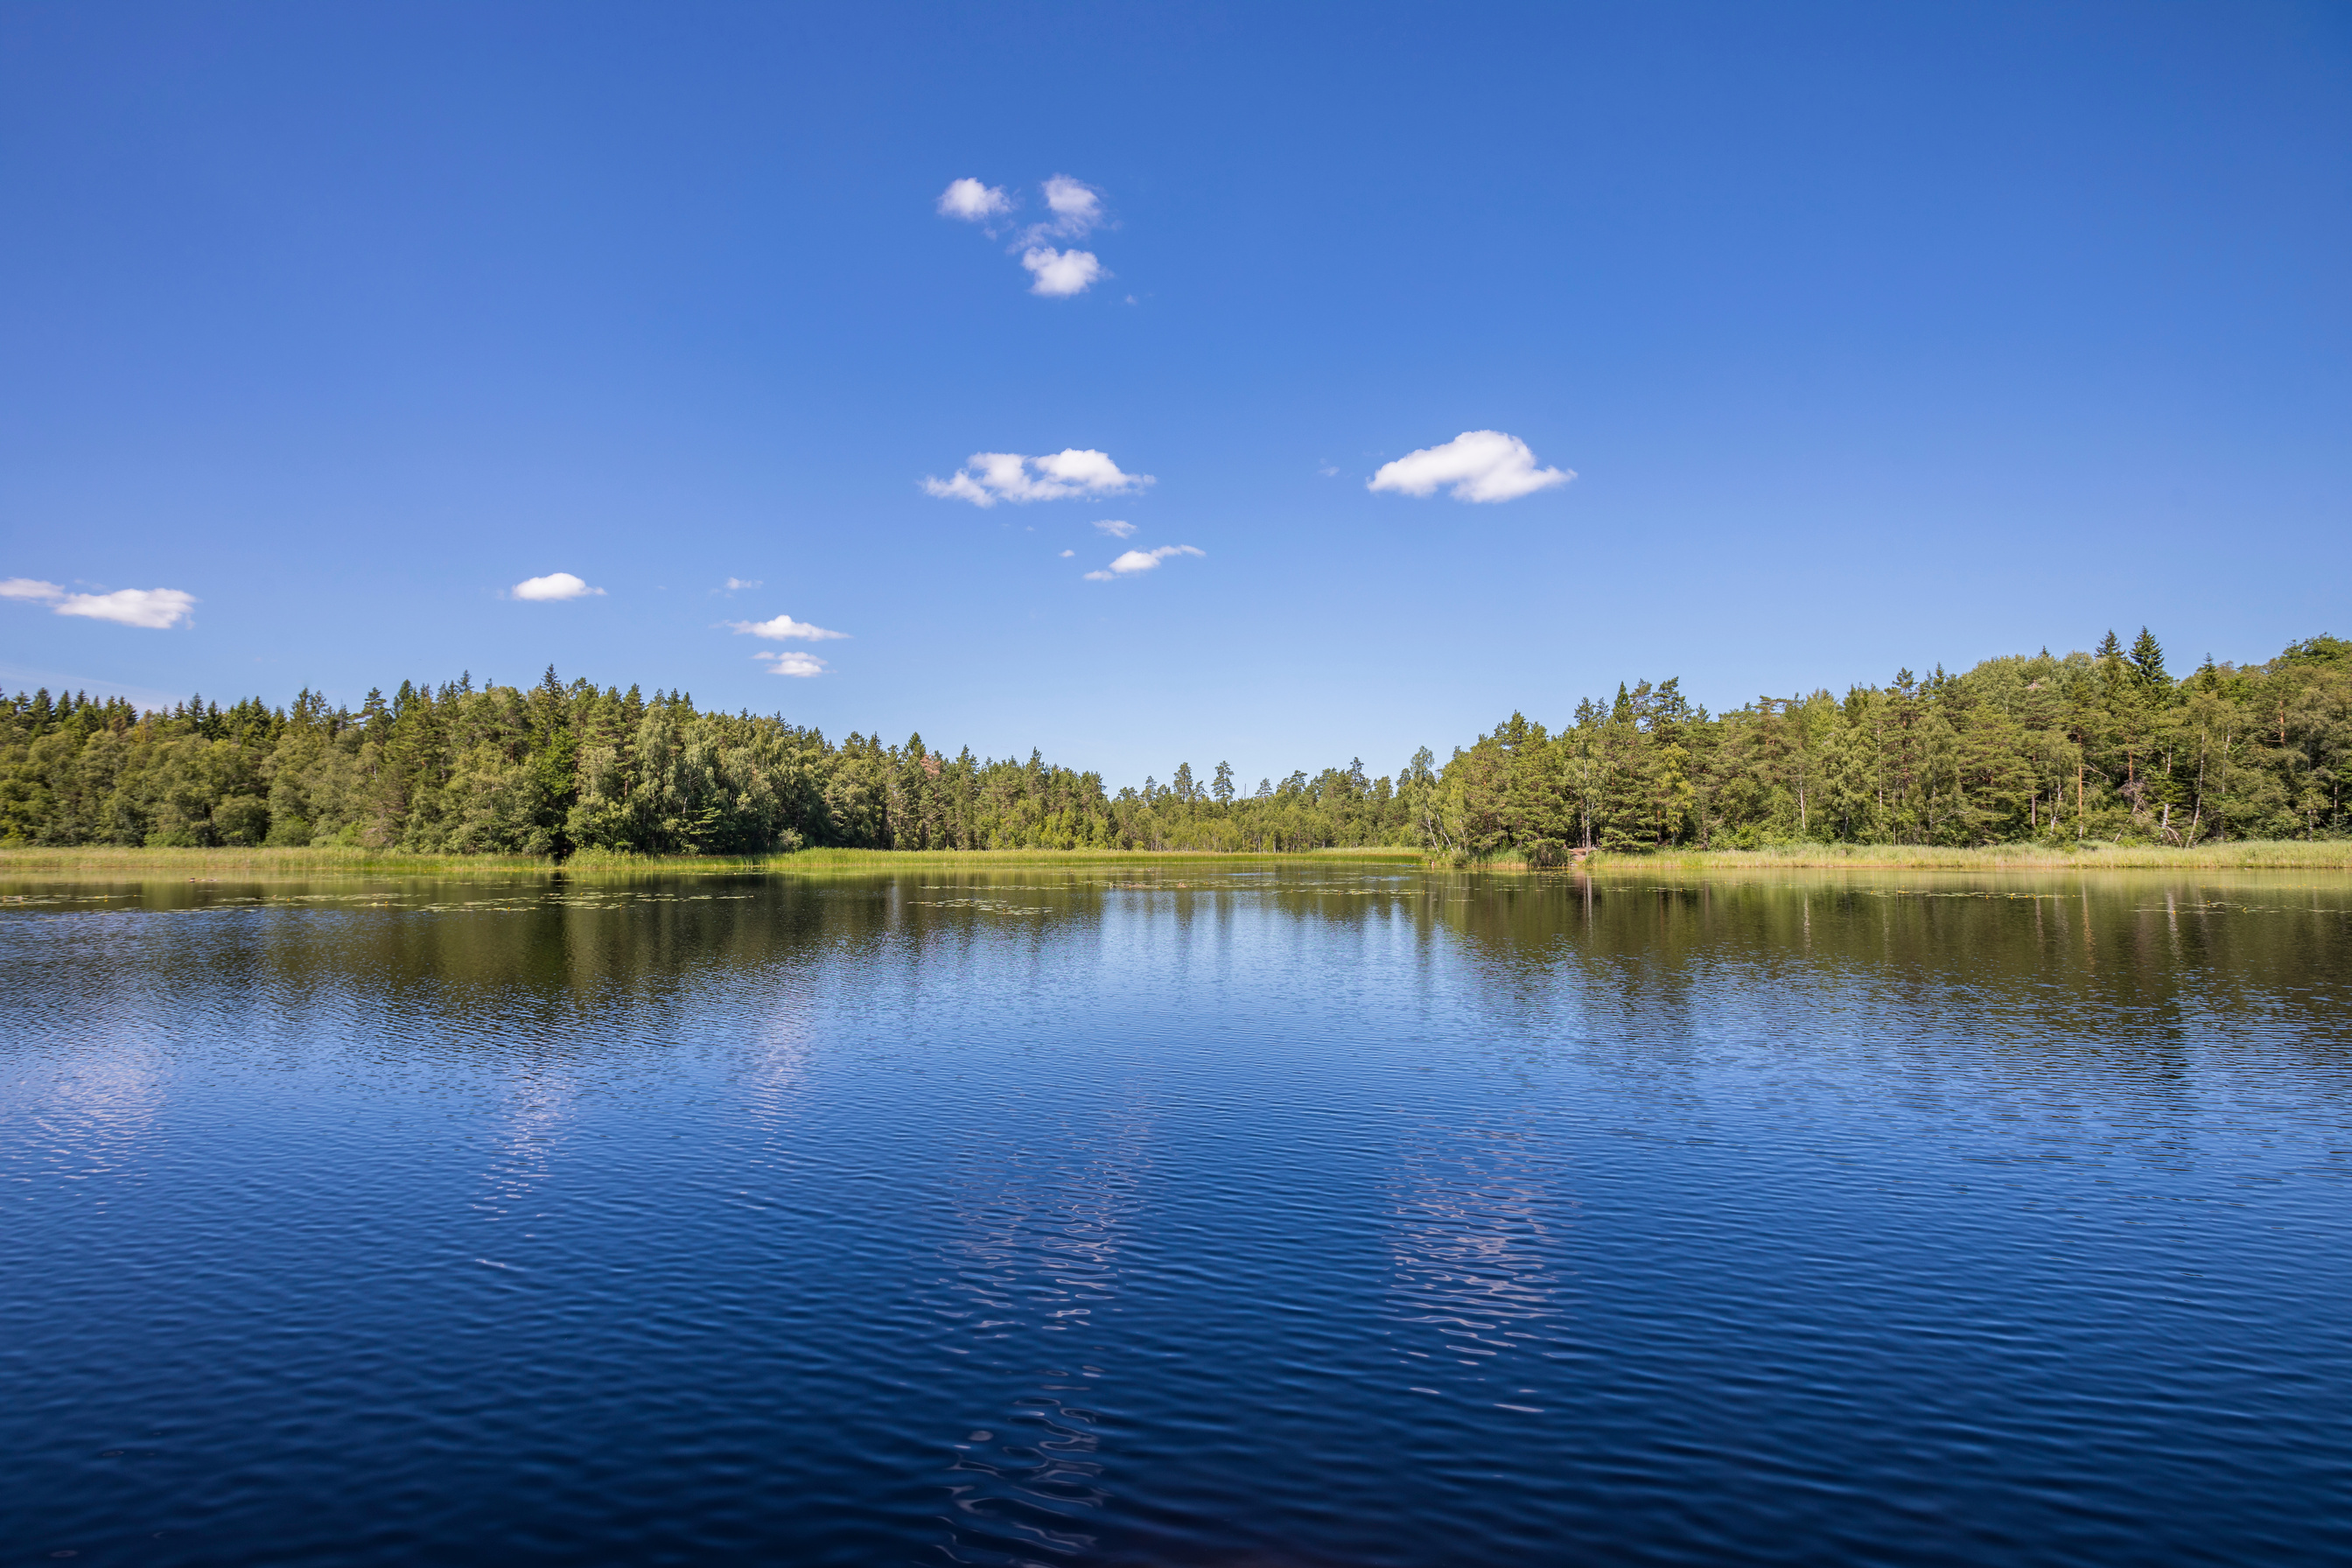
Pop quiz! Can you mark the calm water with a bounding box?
[4,865,2349,1566]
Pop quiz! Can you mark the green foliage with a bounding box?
[4,629,2344,858]
[1410,632,2350,855]
[0,672,1412,855]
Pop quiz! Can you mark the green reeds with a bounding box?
[4,840,2342,882]
[0,845,556,877]
[0,843,1427,881]
[1573,841,2352,871]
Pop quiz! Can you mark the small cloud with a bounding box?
[755,651,828,677]
[924,449,1152,507]
[726,613,848,641]
[1317,463,1340,478]
[720,577,762,593]
[1059,550,1074,557]
[1093,519,1137,538]
[511,571,604,601]
[937,178,1011,221]
[4,578,199,628]
[1368,430,1574,503]
[1033,450,1142,493]
[1083,544,1203,581]
[1040,175,1104,237]
[1022,246,1104,297]
[55,588,199,628]
[947,176,1110,295]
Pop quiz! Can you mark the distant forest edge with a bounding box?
[3,629,2346,858]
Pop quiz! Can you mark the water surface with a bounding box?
[4,865,2348,1565]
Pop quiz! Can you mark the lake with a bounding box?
[4,864,2348,1566]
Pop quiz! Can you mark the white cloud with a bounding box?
[1367,430,1574,503]
[55,588,198,628]
[1060,550,1074,557]
[1092,519,1137,538]
[923,449,1152,507]
[722,577,762,592]
[4,578,198,628]
[941,176,1110,295]
[1021,246,1104,297]
[511,571,604,600]
[1083,544,1203,581]
[1040,175,1103,236]
[1032,450,1139,491]
[726,613,847,641]
[754,651,828,677]
[936,178,1011,221]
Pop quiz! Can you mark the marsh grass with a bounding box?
[765,845,1420,871]
[4,841,2342,884]
[1572,841,2352,872]
[0,845,556,878]
[0,844,1426,882]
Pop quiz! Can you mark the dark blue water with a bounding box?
[4,867,2348,1565]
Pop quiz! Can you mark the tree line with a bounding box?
[1,628,2344,857]
[1399,629,2349,861]
[0,670,1404,854]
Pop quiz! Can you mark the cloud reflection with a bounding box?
[929,1096,1156,1564]
[1384,1117,1572,1407]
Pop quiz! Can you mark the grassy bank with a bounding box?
[0,844,1426,879]
[0,845,558,877]
[4,840,2343,881]
[770,845,1420,870]
[1567,841,2352,872]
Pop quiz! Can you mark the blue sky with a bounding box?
[3,2,2347,788]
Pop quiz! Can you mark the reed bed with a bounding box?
[4,840,2342,883]
[0,844,1424,881]
[1572,841,2352,872]
[0,845,555,877]
[766,845,1419,871]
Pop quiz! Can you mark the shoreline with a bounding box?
[0,844,1425,879]
[1549,842,2352,872]
[1,840,2345,880]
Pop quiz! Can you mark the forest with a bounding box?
[1,629,2345,858]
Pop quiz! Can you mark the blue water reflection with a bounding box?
[2,866,2348,1565]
